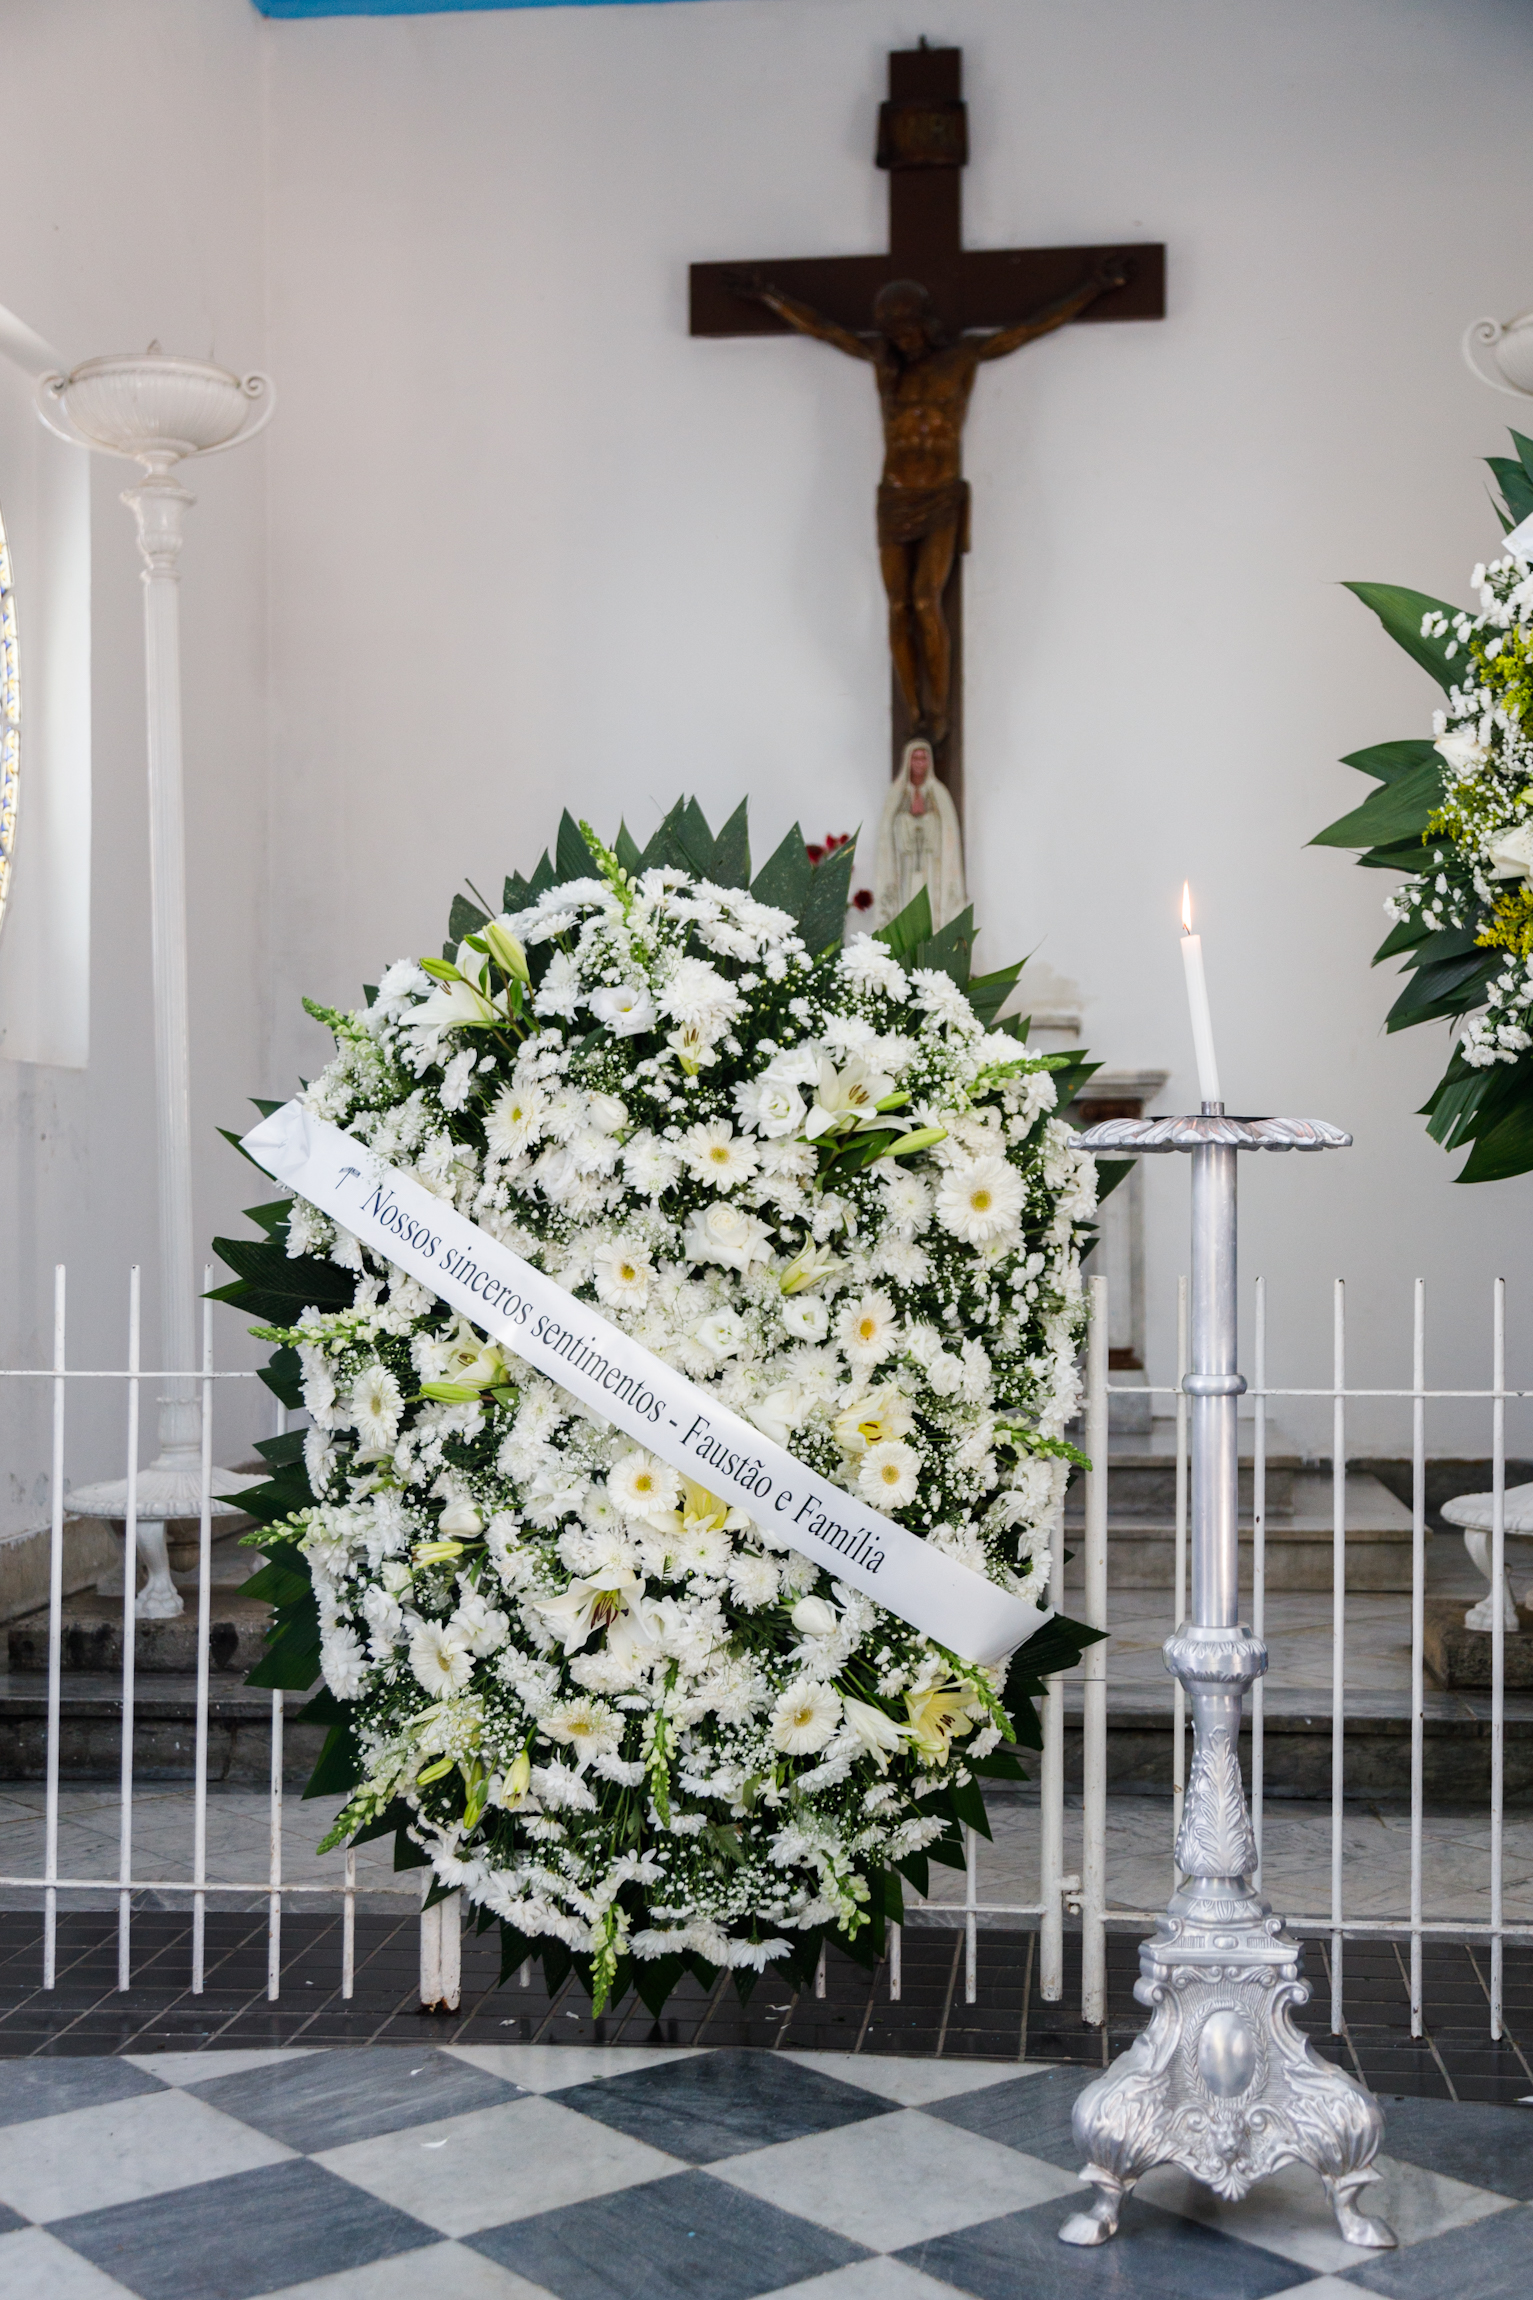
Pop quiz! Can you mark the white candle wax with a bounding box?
[1179,885,1222,1107]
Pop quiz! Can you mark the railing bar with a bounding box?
[1252,1274,1266,1889]
[1172,1275,1189,1869]
[1093,1383,1533,1400]
[1409,1276,1426,2037]
[1080,1272,1109,2026]
[190,1275,214,1995]
[42,1264,66,1992]
[118,1269,141,1993]
[1038,1495,1064,2003]
[0,1367,263,1379]
[1491,1276,1505,2040]
[888,1920,902,2002]
[342,1848,356,2000]
[814,1942,827,2000]
[1331,1277,1345,2034]
[964,1825,979,2004]
[0,1874,418,1896]
[269,1399,286,2004]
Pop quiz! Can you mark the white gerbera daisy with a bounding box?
[408,1618,474,1697]
[935,1155,1025,1245]
[838,1289,900,1366]
[593,1238,654,1308]
[607,1449,682,1521]
[678,1118,759,1190]
[544,1696,624,1770]
[350,1363,403,1451]
[859,1439,920,1510]
[770,1678,843,1754]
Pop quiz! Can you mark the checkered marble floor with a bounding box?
[0,2045,1529,2299]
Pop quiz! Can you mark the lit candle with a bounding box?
[1179,882,1222,1108]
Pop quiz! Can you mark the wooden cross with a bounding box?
[691,41,1165,821]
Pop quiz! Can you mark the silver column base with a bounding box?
[1059,1622,1396,2252]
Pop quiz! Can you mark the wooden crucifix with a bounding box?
[691,42,1165,821]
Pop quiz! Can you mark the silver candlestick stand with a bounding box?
[1060,1105,1396,2253]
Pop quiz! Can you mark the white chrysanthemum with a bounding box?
[533,949,583,1020]
[839,935,909,996]
[838,1289,900,1366]
[408,1619,474,1697]
[659,955,740,1033]
[350,1363,403,1452]
[936,1155,1025,1245]
[728,1553,781,1610]
[623,1132,681,1197]
[544,1697,624,1770]
[910,968,977,1028]
[770,1678,843,1754]
[677,1118,759,1190]
[882,1171,932,1235]
[608,1450,682,1521]
[593,1238,654,1308]
[321,1627,368,1699]
[859,1440,920,1510]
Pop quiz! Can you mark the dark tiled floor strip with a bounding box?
[0,1914,1528,2102]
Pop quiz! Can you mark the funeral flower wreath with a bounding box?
[218,800,1108,2012]
[1317,430,1533,1182]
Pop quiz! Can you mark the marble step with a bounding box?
[1064,1472,1416,1591]
[1067,1420,1303,1517]
[6,1590,272,1677]
[0,1671,322,1786]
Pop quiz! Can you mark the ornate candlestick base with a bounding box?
[1059,1623,1392,2247]
[1067,1109,1395,2254]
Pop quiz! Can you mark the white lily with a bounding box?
[803,1053,898,1140]
[842,1695,910,1774]
[405,973,498,1031]
[532,1565,657,1665]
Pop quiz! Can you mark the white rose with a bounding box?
[589,984,656,1036]
[1435,728,1490,776]
[1487,823,1533,882]
[780,1295,829,1341]
[694,1310,747,1360]
[734,1075,806,1139]
[684,1200,772,1270]
[790,1596,838,1638]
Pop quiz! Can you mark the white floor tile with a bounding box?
[0,2087,294,2223]
[1256,2281,1381,2300]
[315,2094,683,2238]
[0,2225,140,2297]
[441,2043,704,2090]
[778,2051,1041,2108]
[264,2237,550,2299]
[715,2106,1079,2252]
[1135,2152,1513,2274]
[125,2047,318,2086]
[759,2260,970,2299]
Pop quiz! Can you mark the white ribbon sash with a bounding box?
[242,1101,1050,1666]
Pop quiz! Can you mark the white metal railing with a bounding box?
[0,1263,1527,2036]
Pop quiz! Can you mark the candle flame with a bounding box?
[1181,881,1193,935]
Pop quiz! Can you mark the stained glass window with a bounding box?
[0,510,15,943]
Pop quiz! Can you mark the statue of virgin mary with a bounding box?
[871,738,967,932]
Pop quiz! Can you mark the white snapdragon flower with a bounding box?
[770,1679,843,1754]
[936,1155,1025,1245]
[408,1618,474,1697]
[589,983,657,1035]
[592,1238,654,1308]
[677,1118,759,1189]
[684,1201,773,1271]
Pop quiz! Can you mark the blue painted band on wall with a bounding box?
[253,1,730,16]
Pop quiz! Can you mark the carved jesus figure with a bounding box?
[733,261,1128,743]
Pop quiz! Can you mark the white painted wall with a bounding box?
[4,0,1533,1509]
[0,0,271,1524]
